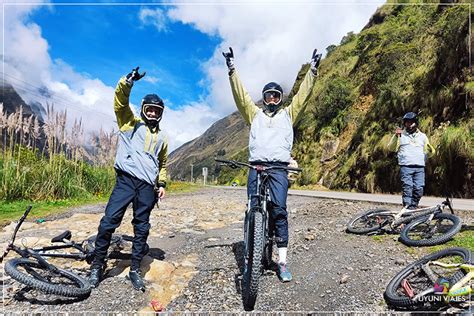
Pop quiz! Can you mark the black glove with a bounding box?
[310,49,322,75]
[222,47,235,74]
[126,66,146,84]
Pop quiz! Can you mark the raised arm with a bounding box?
[424,135,436,158]
[288,49,321,125]
[114,67,146,129]
[223,47,258,125]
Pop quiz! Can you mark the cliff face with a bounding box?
[1,82,45,121]
[291,2,472,197]
[170,1,472,197]
[0,82,46,150]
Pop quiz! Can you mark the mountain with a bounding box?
[171,1,472,197]
[168,111,249,182]
[1,82,45,121]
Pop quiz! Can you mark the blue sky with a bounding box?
[3,0,385,150]
[22,4,220,108]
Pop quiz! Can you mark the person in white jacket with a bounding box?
[388,112,435,209]
[223,47,321,282]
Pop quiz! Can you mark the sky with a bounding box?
[2,0,386,151]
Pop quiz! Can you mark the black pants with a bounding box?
[92,170,157,270]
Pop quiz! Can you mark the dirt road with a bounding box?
[1,187,472,313]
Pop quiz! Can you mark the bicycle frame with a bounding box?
[32,242,89,261]
[411,261,473,302]
[244,166,271,264]
[431,261,473,297]
[0,205,68,275]
[216,158,302,267]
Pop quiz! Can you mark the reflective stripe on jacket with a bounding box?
[113,77,168,186]
[387,129,435,166]
[229,69,315,162]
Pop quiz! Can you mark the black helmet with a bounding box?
[141,94,164,128]
[402,112,418,133]
[262,82,283,113]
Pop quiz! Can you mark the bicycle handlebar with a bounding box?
[215,158,302,173]
[11,205,32,246]
[0,205,32,262]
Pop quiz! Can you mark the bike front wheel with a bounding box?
[384,247,472,310]
[4,258,91,298]
[346,208,394,234]
[399,213,463,247]
[242,209,264,311]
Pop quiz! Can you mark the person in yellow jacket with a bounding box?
[223,47,321,282]
[388,112,435,209]
[89,67,168,291]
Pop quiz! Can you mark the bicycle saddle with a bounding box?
[51,230,72,243]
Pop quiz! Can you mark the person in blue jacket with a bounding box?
[89,67,168,291]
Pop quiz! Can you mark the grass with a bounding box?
[0,181,203,227]
[167,181,203,194]
[425,229,474,253]
[371,235,391,243]
[0,196,108,226]
[401,228,474,258]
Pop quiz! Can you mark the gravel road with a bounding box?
[1,187,472,314]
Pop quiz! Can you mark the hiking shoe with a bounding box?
[128,269,145,291]
[277,262,292,282]
[89,266,103,288]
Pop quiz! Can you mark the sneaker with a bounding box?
[89,266,103,288]
[128,269,146,291]
[277,262,292,282]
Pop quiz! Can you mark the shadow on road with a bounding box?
[232,241,244,295]
[13,287,86,305]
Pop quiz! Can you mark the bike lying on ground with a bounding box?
[346,198,462,246]
[384,247,473,311]
[1,206,133,298]
[216,158,302,311]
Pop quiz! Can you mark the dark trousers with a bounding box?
[400,165,425,208]
[92,170,157,270]
[247,165,289,248]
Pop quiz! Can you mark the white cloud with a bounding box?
[139,8,169,32]
[160,102,220,151]
[3,2,117,138]
[143,75,160,84]
[167,0,385,116]
[4,0,385,152]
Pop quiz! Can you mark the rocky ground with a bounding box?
[1,187,472,314]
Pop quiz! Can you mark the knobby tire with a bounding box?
[4,258,91,298]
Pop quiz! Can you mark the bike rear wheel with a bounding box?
[399,213,462,247]
[384,247,472,310]
[4,258,91,298]
[242,210,264,311]
[346,208,394,234]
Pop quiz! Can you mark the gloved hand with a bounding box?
[222,47,235,74]
[310,49,322,75]
[126,66,146,85]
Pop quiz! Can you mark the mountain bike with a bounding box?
[1,206,133,298]
[384,247,473,311]
[346,198,462,246]
[216,158,302,311]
